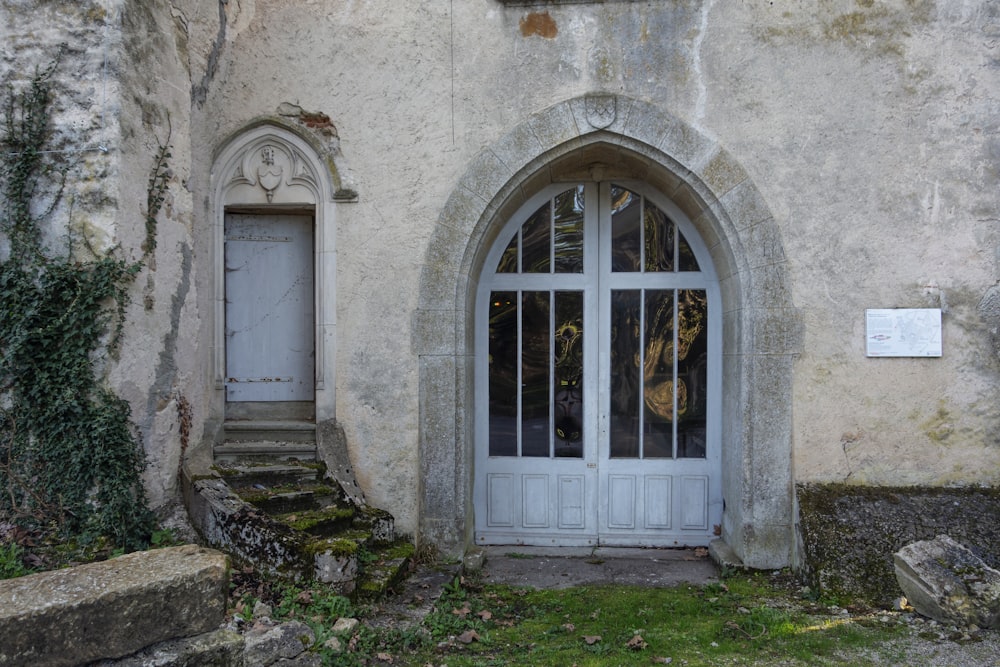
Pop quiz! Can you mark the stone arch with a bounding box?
[209,120,352,425]
[416,95,801,568]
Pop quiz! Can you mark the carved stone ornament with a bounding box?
[256,145,283,202]
[225,139,320,204]
[585,94,616,130]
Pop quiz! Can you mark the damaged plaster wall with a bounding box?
[7,0,999,556]
[187,1,1000,547]
[0,0,201,513]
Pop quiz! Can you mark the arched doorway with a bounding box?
[210,122,348,430]
[416,95,800,568]
[474,182,721,546]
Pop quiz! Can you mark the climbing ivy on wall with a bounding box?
[0,61,165,550]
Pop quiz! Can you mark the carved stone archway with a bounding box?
[416,95,801,568]
[209,120,352,428]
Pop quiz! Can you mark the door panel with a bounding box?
[225,213,314,402]
[476,183,720,547]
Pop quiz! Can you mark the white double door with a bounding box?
[474,182,721,547]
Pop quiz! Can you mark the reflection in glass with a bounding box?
[521,292,550,456]
[522,203,551,273]
[610,186,641,272]
[554,292,583,457]
[488,292,518,456]
[609,290,641,458]
[676,290,708,458]
[679,233,700,272]
[644,205,675,273]
[643,290,675,458]
[497,232,518,273]
[554,187,584,273]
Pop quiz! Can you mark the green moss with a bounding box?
[384,541,415,561]
[280,506,356,532]
[306,537,360,558]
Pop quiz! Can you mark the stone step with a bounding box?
[355,542,416,600]
[213,441,318,463]
[222,420,317,444]
[245,488,345,516]
[274,504,358,537]
[216,462,325,490]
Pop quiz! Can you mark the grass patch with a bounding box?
[326,571,911,666]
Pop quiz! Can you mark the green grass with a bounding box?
[330,572,910,666]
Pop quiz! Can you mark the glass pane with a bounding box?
[553,291,583,458]
[496,232,518,273]
[678,231,700,271]
[610,186,641,272]
[553,186,584,273]
[643,290,675,458]
[610,290,641,458]
[521,202,551,273]
[488,292,518,456]
[644,203,675,273]
[521,291,550,456]
[677,290,708,458]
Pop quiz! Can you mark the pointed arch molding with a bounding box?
[210,121,349,420]
[415,94,803,568]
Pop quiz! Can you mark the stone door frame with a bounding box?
[210,121,352,427]
[415,94,801,568]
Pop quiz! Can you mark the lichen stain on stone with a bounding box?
[756,1,932,60]
[520,12,557,39]
[920,401,955,443]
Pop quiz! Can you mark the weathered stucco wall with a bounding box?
[703,2,1000,487]
[185,0,999,542]
[5,0,999,562]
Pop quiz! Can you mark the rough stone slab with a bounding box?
[243,621,314,666]
[88,629,244,667]
[895,535,1000,629]
[0,545,229,667]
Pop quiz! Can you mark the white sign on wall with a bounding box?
[865,309,942,358]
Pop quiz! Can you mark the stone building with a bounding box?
[2,0,998,571]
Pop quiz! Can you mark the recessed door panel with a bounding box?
[225,213,314,402]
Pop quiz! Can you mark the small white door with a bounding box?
[225,213,315,402]
[474,183,721,547]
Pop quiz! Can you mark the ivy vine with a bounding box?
[0,61,167,551]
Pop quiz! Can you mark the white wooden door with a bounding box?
[225,213,315,402]
[474,183,721,547]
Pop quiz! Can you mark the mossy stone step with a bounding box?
[215,462,325,489]
[243,489,345,516]
[275,505,358,537]
[355,541,416,601]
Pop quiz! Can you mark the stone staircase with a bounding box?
[184,420,412,599]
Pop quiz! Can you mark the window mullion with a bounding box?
[516,289,523,457]
[672,289,679,459]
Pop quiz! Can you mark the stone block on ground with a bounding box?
[0,544,228,667]
[243,621,315,666]
[88,629,244,667]
[894,534,1000,629]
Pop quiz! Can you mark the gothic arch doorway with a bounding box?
[210,122,346,428]
[417,95,800,568]
[474,182,722,546]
